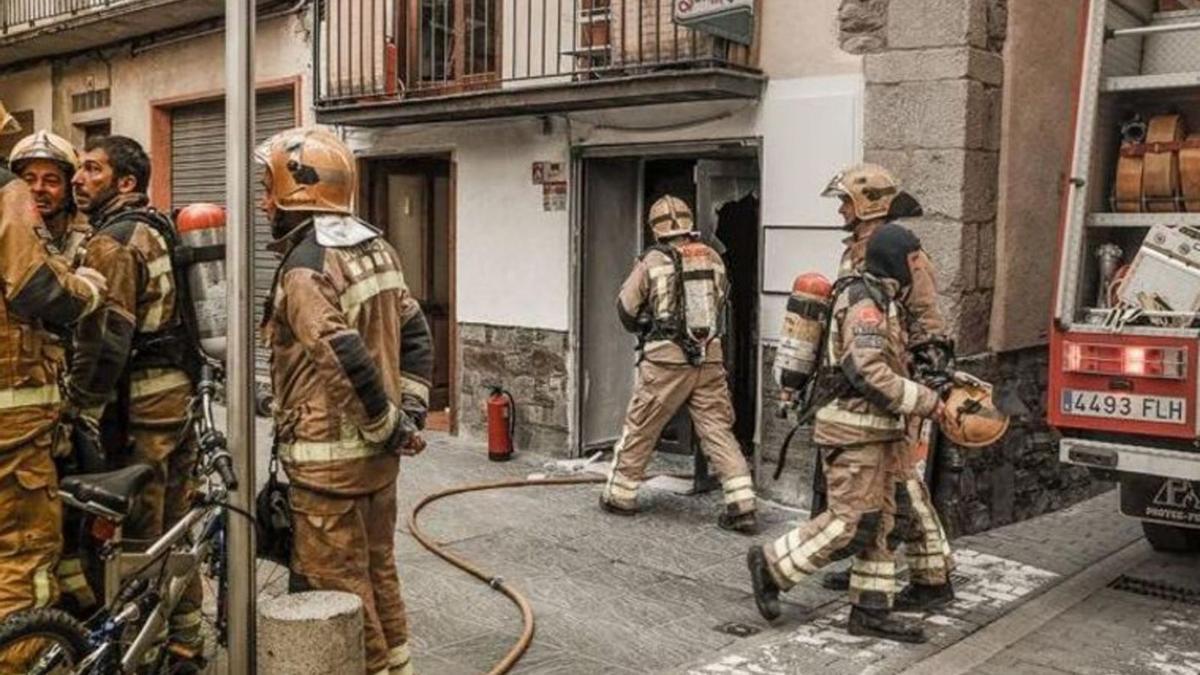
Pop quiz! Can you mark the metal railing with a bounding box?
[0,0,122,31]
[314,0,756,106]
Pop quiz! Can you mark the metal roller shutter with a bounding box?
[170,90,296,381]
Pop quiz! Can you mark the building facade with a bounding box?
[0,0,1114,535]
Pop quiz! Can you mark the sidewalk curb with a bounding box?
[900,537,1152,675]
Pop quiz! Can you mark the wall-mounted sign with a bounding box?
[674,0,754,46]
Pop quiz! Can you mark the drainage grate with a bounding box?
[951,572,971,586]
[1109,575,1200,606]
[714,622,761,638]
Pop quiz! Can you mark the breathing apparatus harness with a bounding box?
[773,273,899,480]
[93,206,213,454]
[637,239,728,367]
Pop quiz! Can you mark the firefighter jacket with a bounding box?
[617,238,728,366]
[68,194,190,420]
[0,169,103,451]
[812,276,940,447]
[53,214,92,267]
[265,220,433,496]
[838,219,947,349]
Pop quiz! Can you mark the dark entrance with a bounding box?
[579,145,760,489]
[363,157,455,426]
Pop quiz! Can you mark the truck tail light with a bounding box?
[1063,342,1186,379]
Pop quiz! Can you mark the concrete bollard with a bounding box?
[258,591,366,674]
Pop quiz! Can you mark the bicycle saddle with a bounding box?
[60,464,156,517]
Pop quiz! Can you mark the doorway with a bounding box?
[577,144,761,478]
[364,156,455,430]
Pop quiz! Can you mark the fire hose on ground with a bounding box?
[407,469,696,674]
[407,474,607,675]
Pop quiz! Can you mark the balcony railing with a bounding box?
[314,0,757,108]
[1,0,121,32]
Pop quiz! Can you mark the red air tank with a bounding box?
[486,387,516,461]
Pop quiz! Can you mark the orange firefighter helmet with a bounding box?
[940,378,1010,448]
[255,127,355,216]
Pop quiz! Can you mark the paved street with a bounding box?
[226,426,1199,675]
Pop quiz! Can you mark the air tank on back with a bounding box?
[774,272,834,401]
[176,203,227,361]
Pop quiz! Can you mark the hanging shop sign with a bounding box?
[674,0,755,45]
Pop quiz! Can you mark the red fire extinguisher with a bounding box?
[486,386,516,461]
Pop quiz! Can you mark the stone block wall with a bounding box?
[820,0,1102,536]
[458,323,571,456]
[933,347,1105,537]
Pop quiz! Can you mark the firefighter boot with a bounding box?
[598,494,637,517]
[718,509,758,535]
[820,569,851,591]
[894,582,955,612]
[746,546,781,621]
[847,606,928,644]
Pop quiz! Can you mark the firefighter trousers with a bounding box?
[892,467,953,586]
[290,481,411,675]
[603,360,755,516]
[0,435,63,675]
[118,371,203,647]
[763,442,899,610]
[0,435,61,619]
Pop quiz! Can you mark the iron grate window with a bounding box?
[71,88,111,114]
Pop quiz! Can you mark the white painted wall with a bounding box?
[573,73,864,341]
[0,64,53,131]
[47,12,312,148]
[346,118,573,331]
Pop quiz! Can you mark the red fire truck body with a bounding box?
[1051,0,1200,550]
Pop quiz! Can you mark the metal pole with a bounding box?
[225,0,256,673]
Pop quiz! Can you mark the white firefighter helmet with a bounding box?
[255,127,355,216]
[822,163,900,222]
[9,130,79,176]
[648,194,696,241]
[940,377,1010,448]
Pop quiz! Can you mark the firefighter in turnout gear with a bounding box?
[66,135,205,655]
[813,164,957,611]
[9,130,91,262]
[10,130,98,613]
[0,104,107,630]
[601,195,758,533]
[748,224,944,643]
[257,128,433,675]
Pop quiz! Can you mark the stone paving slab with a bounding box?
[677,491,1144,675]
[974,552,1200,675]
[227,424,1150,674]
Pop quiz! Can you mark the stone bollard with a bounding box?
[258,591,366,674]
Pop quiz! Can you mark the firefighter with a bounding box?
[600,195,757,533]
[748,223,944,643]
[0,103,107,627]
[66,135,204,656]
[811,164,957,611]
[257,127,433,675]
[9,130,98,614]
[9,130,91,261]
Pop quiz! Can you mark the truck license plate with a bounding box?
[1061,389,1187,425]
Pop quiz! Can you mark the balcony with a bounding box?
[0,0,281,67]
[313,0,765,126]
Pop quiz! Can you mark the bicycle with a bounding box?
[0,363,246,674]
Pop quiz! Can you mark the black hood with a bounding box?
[865,223,923,288]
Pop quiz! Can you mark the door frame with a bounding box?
[358,153,459,434]
[569,137,764,458]
[147,76,302,210]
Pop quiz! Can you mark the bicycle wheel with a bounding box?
[0,609,90,675]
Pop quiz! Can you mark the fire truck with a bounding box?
[1052,0,1200,551]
